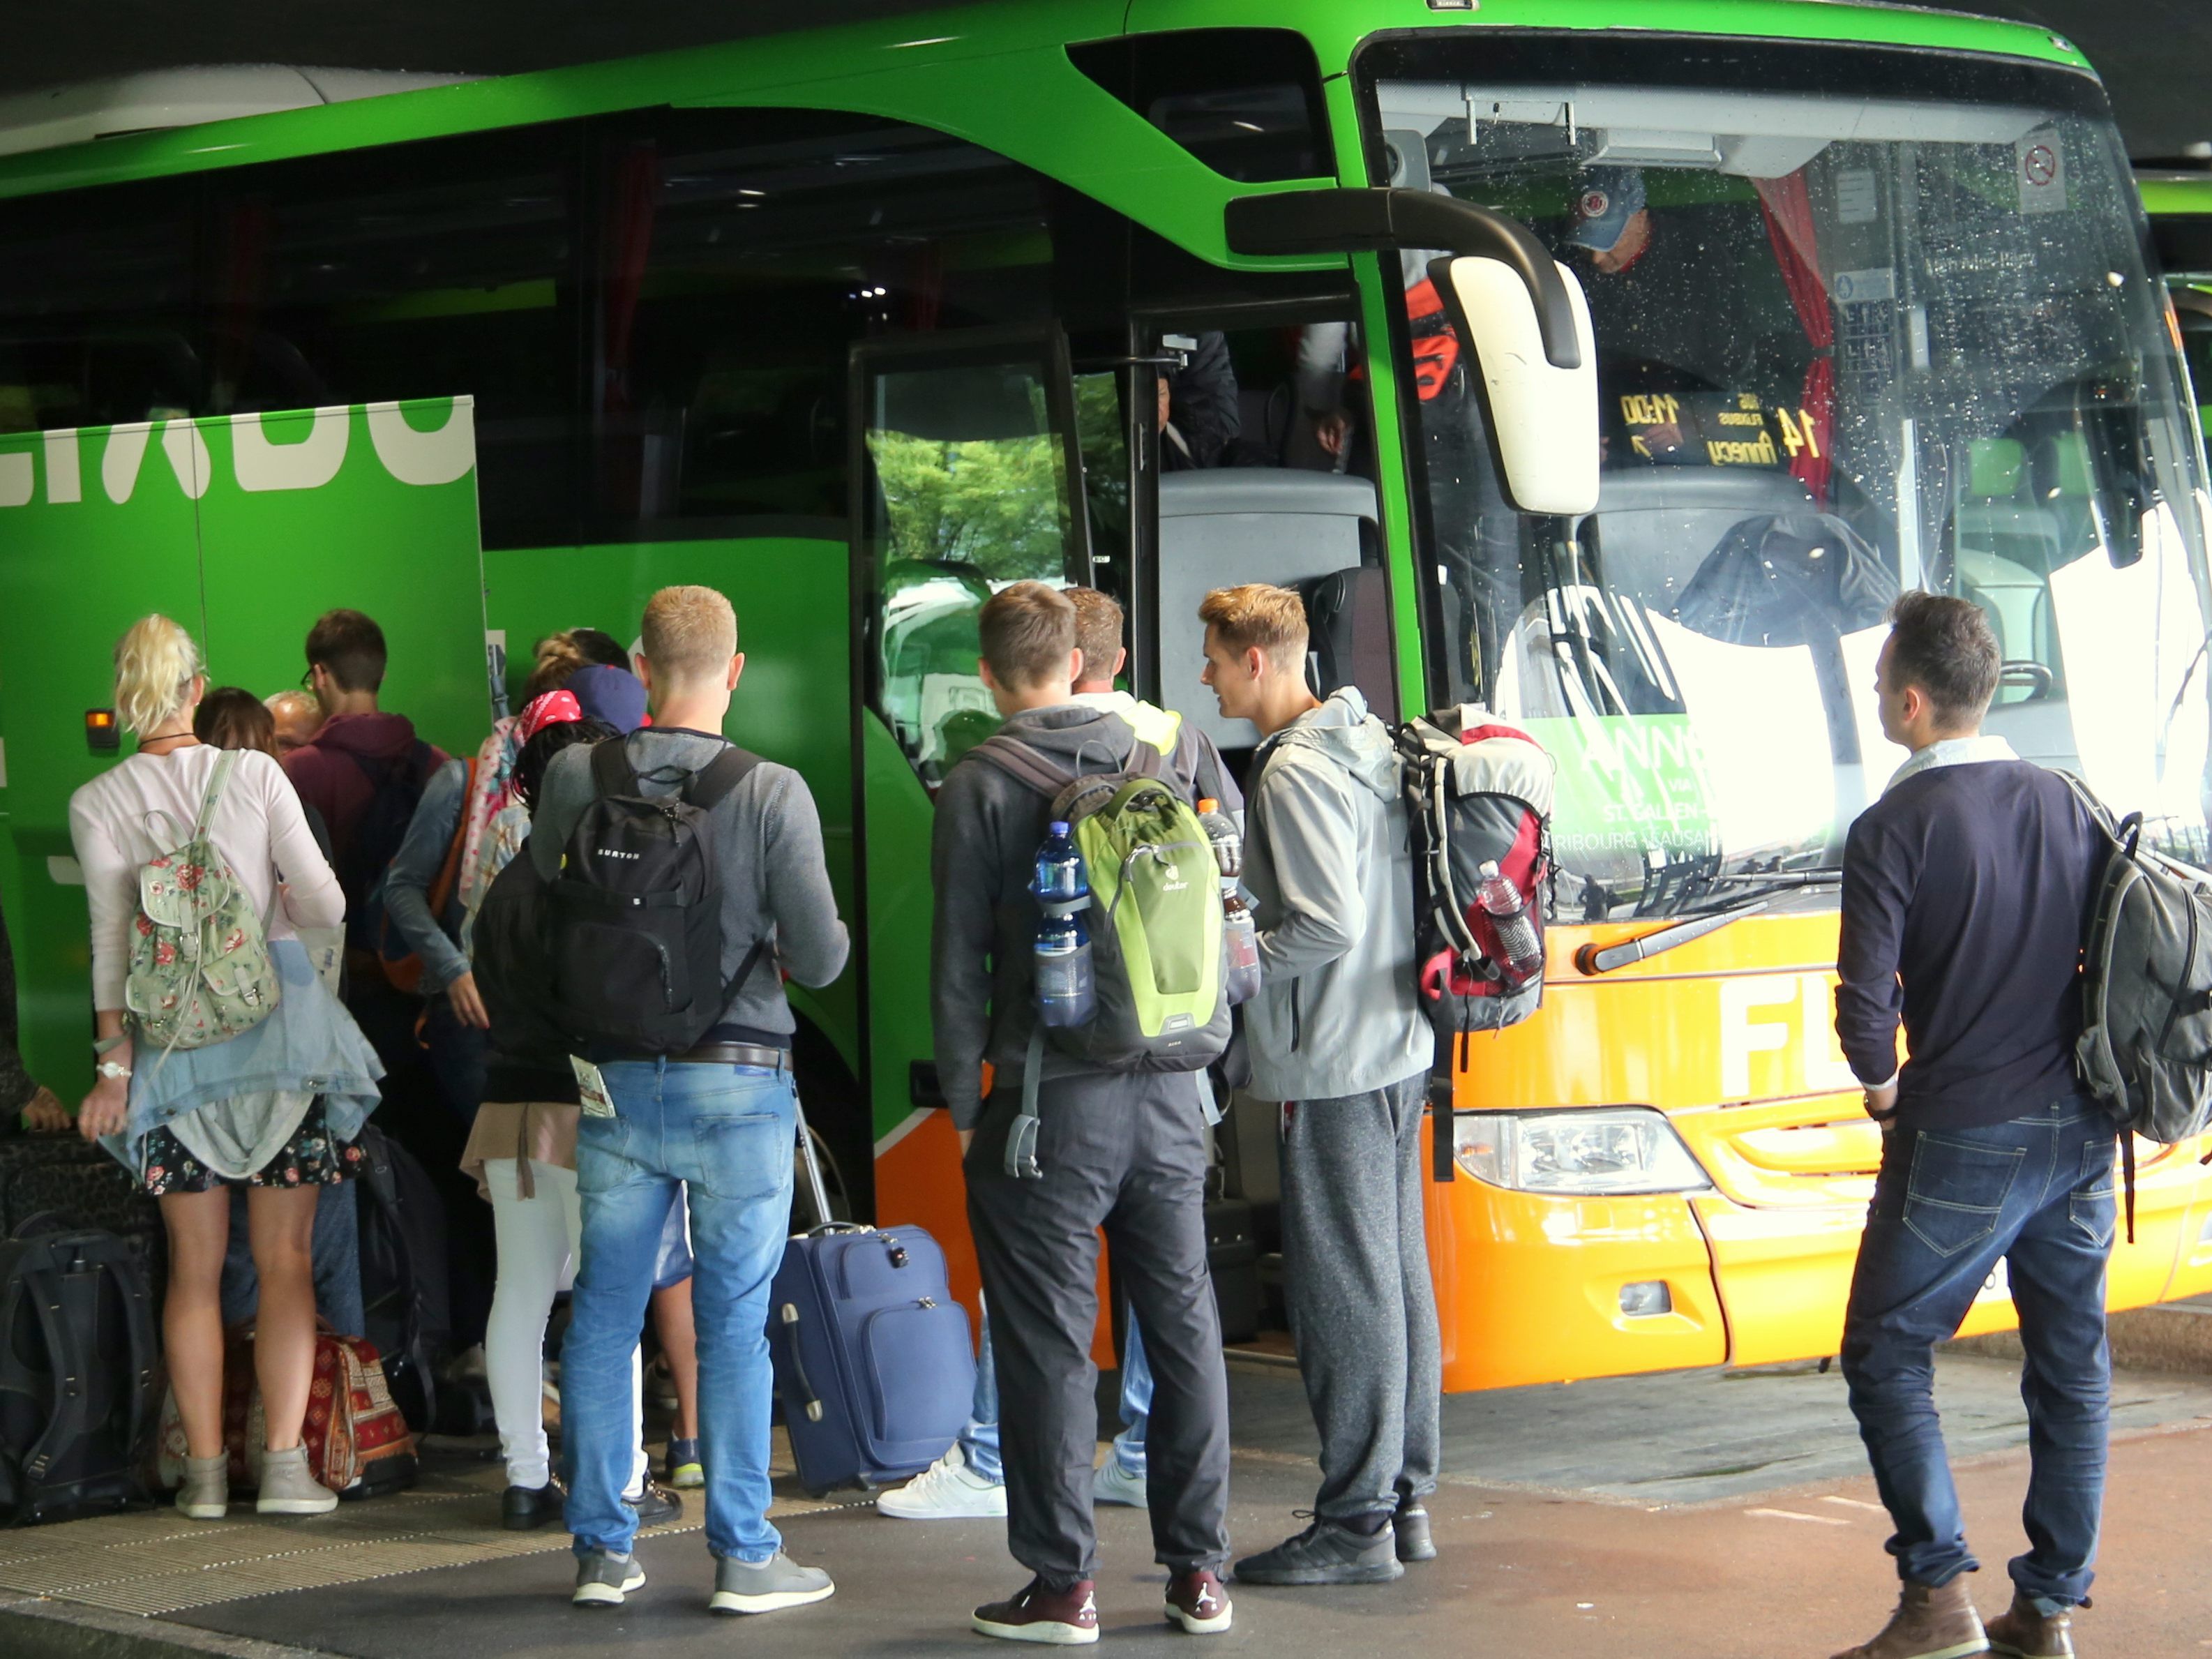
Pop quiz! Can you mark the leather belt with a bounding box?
[655,1043,790,1071]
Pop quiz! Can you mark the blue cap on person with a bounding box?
[1564,166,1648,254]
[567,664,649,734]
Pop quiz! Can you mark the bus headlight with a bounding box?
[1452,1109,1710,1195]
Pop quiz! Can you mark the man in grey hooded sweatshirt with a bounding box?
[931,581,1233,1645]
[1199,583,1440,1587]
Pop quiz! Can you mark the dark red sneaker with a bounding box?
[972,1577,1099,1646]
[1164,1568,1233,1635]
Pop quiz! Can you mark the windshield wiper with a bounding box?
[1575,871,1841,975]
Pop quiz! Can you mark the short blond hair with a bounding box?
[1067,588,1124,686]
[1199,584,1308,672]
[641,585,737,685]
[113,614,203,739]
[978,582,1076,690]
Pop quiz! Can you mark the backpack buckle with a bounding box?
[1005,1113,1042,1180]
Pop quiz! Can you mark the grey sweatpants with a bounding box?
[1277,1069,1442,1522]
[966,1068,1232,1589]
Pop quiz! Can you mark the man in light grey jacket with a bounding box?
[1198,584,1440,1588]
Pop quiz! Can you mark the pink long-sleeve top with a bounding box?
[68,744,345,1011]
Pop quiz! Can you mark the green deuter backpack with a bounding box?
[970,733,1231,1176]
[125,751,283,1060]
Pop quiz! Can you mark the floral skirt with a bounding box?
[140,1099,363,1196]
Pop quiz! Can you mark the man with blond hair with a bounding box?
[530,584,850,1617]
[931,581,1233,1645]
[1199,584,1438,1589]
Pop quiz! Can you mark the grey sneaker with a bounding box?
[254,1444,338,1515]
[1393,1502,1436,1563]
[573,1552,645,1609]
[1233,1516,1404,1586]
[709,1552,836,1615]
[175,1452,229,1520]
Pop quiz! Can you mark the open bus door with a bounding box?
[848,326,1092,1326]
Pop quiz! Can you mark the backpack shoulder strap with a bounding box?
[2055,769,2139,859]
[684,746,765,812]
[1122,736,1165,781]
[190,751,241,841]
[967,735,1077,800]
[589,737,640,800]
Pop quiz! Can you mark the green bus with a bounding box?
[3,1,2208,1391]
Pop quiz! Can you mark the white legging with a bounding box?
[483,1157,649,1495]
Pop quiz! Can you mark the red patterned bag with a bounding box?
[158,1325,417,1500]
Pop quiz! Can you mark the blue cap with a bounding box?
[567,664,649,734]
[1564,167,1648,254]
[1048,820,1070,836]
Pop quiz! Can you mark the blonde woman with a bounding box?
[68,615,383,1519]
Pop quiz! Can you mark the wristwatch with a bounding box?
[95,1060,132,1083]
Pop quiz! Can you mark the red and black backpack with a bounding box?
[1395,707,1557,1056]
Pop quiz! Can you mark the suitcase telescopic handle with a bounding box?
[793,1097,835,1229]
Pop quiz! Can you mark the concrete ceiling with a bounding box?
[3,1,2206,158]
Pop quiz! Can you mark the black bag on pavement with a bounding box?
[0,1139,165,1303]
[0,1224,159,1525]
[767,1105,975,1496]
[547,741,765,1055]
[353,1123,451,1432]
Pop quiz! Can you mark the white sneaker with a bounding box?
[1092,1457,1147,1509]
[876,1443,1007,1519]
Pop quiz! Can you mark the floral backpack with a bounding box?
[124,751,281,1057]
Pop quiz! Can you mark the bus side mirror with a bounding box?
[1429,254,1601,517]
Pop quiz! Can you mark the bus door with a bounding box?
[1125,307,1394,1349]
[849,325,1091,1312]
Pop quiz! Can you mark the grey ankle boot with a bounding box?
[175,1452,230,1519]
[255,1444,338,1515]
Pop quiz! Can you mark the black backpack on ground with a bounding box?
[0,1139,165,1305]
[353,1123,451,1432]
[547,740,767,1055]
[338,742,437,958]
[0,1224,158,1525]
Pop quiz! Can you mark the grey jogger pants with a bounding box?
[966,1068,1232,1589]
[1277,1069,1443,1522]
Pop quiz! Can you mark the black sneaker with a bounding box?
[628,1480,682,1530]
[502,1476,566,1531]
[1393,1502,1436,1563]
[1233,1516,1404,1586]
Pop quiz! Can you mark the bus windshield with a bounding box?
[1367,40,2212,922]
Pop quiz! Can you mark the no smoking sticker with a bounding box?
[2017,125,2067,215]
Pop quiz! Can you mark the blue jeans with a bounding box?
[219,1180,365,1338]
[1841,1096,2117,1607]
[564,1060,795,1563]
[961,1307,1152,1483]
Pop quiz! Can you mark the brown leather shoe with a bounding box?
[972,1577,1099,1646]
[1830,1577,1989,1659]
[1164,1568,1232,1635]
[1985,1592,2073,1658]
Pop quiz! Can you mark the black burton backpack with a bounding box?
[0,1225,158,1525]
[548,740,767,1054]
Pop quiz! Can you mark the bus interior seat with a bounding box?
[1948,436,2064,578]
[2029,430,2100,564]
[1157,468,1380,748]
[1297,565,1396,716]
[1586,464,1816,608]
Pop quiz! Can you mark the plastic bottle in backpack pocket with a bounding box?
[1221,891,1261,1006]
[1032,821,1095,1027]
[1196,798,1242,880]
[1475,859,1543,985]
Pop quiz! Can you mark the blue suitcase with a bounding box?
[767,1111,975,1496]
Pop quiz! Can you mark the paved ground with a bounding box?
[6,1352,2212,1657]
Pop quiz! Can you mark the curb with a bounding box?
[1950,1297,2212,1374]
[0,1595,317,1659]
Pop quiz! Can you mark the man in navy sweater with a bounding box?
[1830,593,2109,1659]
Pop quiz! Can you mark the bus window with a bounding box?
[205,126,579,548]
[1067,28,1330,186]
[859,334,1089,785]
[592,110,1055,538]
[1367,33,2212,905]
[0,179,198,433]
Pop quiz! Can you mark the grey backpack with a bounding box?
[2063,774,2212,1233]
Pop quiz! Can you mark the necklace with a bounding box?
[139,728,202,755]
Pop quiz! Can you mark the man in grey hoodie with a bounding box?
[932,581,1233,1645]
[1199,584,1440,1587]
